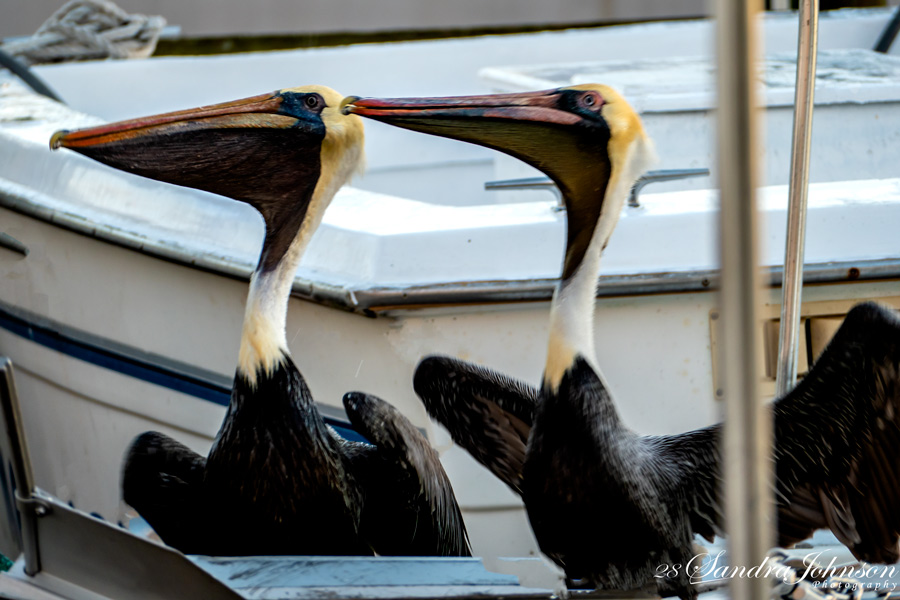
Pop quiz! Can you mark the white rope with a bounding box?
[0,0,166,66]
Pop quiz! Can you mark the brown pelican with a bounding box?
[51,86,470,558]
[346,86,900,598]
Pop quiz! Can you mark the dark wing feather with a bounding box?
[643,424,723,544]
[773,301,900,562]
[646,302,900,557]
[121,431,219,553]
[342,391,471,557]
[413,355,539,495]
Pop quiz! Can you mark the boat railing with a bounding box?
[484,167,710,210]
[774,0,819,398]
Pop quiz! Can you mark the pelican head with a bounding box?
[52,85,365,272]
[344,85,652,279]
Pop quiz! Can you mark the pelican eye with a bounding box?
[305,94,323,110]
[580,92,602,110]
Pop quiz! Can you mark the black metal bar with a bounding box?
[0,231,28,257]
[874,5,900,53]
[0,48,63,103]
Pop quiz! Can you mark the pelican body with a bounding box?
[52,86,470,557]
[347,87,900,599]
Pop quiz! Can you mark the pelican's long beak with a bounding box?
[49,91,326,206]
[342,90,581,128]
[51,93,294,150]
[343,90,581,163]
[343,90,608,207]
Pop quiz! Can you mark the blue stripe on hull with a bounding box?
[0,304,365,442]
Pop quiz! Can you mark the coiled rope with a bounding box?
[0,0,165,66]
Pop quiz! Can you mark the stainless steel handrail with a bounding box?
[483,176,563,210]
[775,0,819,398]
[484,168,710,209]
[627,168,710,207]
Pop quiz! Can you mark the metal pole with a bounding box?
[714,0,774,599]
[0,359,40,575]
[775,0,819,397]
[771,0,791,11]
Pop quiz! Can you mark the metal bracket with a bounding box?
[15,490,51,517]
[13,490,44,575]
[484,168,710,210]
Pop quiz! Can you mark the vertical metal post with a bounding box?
[775,0,819,397]
[0,359,40,575]
[714,0,774,599]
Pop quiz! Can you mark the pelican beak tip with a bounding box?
[49,129,69,150]
[340,96,361,116]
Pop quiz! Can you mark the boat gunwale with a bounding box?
[3,184,899,317]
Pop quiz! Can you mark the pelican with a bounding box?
[346,86,900,598]
[51,86,470,558]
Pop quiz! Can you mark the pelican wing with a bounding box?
[121,431,215,553]
[413,355,539,495]
[656,302,900,558]
[644,425,723,545]
[342,391,471,557]
[773,301,900,563]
